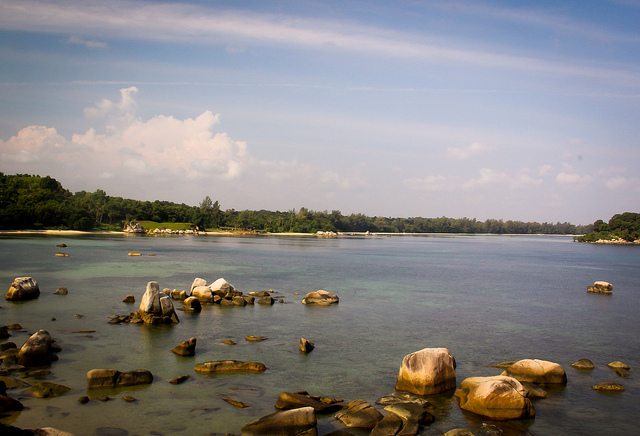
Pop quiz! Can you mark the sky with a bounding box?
[0,0,639,225]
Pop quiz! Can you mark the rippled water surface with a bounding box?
[1,233,639,435]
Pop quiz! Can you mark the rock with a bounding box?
[454,375,535,420]
[172,338,196,356]
[122,294,135,303]
[335,399,383,429]
[195,360,267,374]
[209,278,236,297]
[28,382,70,398]
[5,277,40,301]
[571,359,594,370]
[170,289,182,299]
[0,326,8,339]
[128,251,142,256]
[245,336,268,342]
[6,324,21,330]
[54,252,69,257]
[78,396,90,404]
[1,342,17,352]
[370,413,404,436]
[243,296,255,305]
[139,281,179,324]
[381,401,435,435]
[123,395,136,402]
[25,369,51,378]
[607,361,630,370]
[219,394,251,408]
[491,361,517,368]
[249,291,270,297]
[592,382,625,391]
[87,369,153,389]
[190,277,207,293]
[241,406,317,436]
[97,395,111,401]
[300,338,315,353]
[257,296,275,305]
[123,221,145,233]
[501,359,567,385]
[444,429,476,436]
[183,296,202,312]
[301,290,339,305]
[520,381,547,399]
[615,368,630,377]
[395,347,457,395]
[53,287,68,295]
[169,375,190,384]
[222,339,237,345]
[376,392,431,408]
[191,285,215,303]
[587,281,613,294]
[0,393,24,413]
[179,290,188,300]
[17,330,61,367]
[0,376,28,390]
[275,391,344,413]
[57,243,67,247]
[232,296,247,306]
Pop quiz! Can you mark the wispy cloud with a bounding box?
[446,142,495,160]
[67,35,108,49]
[1,0,638,86]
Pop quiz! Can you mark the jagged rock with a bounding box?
[5,277,40,301]
[194,360,266,374]
[395,347,456,395]
[301,290,339,305]
[592,382,625,391]
[454,375,535,420]
[219,393,251,408]
[53,287,68,295]
[139,281,179,324]
[209,278,236,297]
[183,296,202,312]
[275,391,344,413]
[241,406,317,436]
[87,369,153,389]
[172,338,196,356]
[232,296,247,306]
[571,359,594,370]
[501,359,567,385]
[587,281,612,294]
[123,221,145,233]
[17,330,61,367]
[28,382,70,398]
[300,338,315,353]
[334,399,383,429]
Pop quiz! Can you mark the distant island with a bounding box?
[0,172,595,235]
[573,212,640,244]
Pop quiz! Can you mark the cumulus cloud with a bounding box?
[446,142,495,160]
[604,176,640,191]
[2,87,248,182]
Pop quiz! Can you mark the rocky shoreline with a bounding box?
[1,274,631,435]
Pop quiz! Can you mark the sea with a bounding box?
[0,233,639,435]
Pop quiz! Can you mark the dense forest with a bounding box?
[0,173,592,235]
[574,212,640,242]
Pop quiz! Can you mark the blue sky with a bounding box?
[0,0,639,225]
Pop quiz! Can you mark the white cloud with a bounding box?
[446,142,495,160]
[320,170,368,190]
[403,175,448,191]
[84,86,138,120]
[463,168,542,190]
[556,172,592,187]
[67,35,108,49]
[604,176,640,191]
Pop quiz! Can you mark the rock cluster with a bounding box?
[138,281,179,324]
[5,277,40,301]
[301,290,339,305]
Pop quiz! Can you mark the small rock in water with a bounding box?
[592,382,625,391]
[122,294,135,303]
[54,252,69,257]
[56,243,67,248]
[123,395,136,402]
[54,287,68,295]
[78,396,90,404]
[245,336,268,342]
[299,338,315,353]
[6,324,22,330]
[169,375,190,384]
[222,340,237,345]
[571,358,594,370]
[607,361,630,370]
[128,252,141,256]
[75,314,84,318]
[97,395,112,401]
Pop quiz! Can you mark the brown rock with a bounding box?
[5,277,40,301]
[17,330,61,367]
[571,359,594,370]
[171,338,197,357]
[169,375,190,384]
[122,294,135,303]
[194,360,266,374]
[301,290,339,305]
[300,338,315,353]
[334,399,383,429]
[501,359,567,385]
[183,296,202,312]
[87,369,153,389]
[454,375,535,420]
[395,347,457,395]
[592,382,625,391]
[275,391,344,413]
[241,406,317,436]
[28,382,70,398]
[53,287,68,295]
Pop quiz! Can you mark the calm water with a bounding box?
[0,233,638,435]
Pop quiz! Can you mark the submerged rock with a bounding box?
[454,375,535,420]
[501,359,567,385]
[87,369,153,389]
[5,277,40,301]
[395,347,457,395]
[28,382,70,398]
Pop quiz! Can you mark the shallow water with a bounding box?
[0,233,639,435]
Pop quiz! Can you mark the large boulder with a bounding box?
[190,277,207,293]
[17,330,61,367]
[454,376,535,421]
[587,281,612,294]
[5,277,40,301]
[194,360,267,374]
[334,399,384,430]
[87,369,153,389]
[301,290,339,305]
[501,359,567,385]
[395,347,456,395]
[139,281,179,324]
[241,406,317,436]
[191,285,215,303]
[209,278,236,297]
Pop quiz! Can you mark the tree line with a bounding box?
[575,212,640,242]
[0,173,593,235]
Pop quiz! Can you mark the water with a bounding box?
[0,233,639,435]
